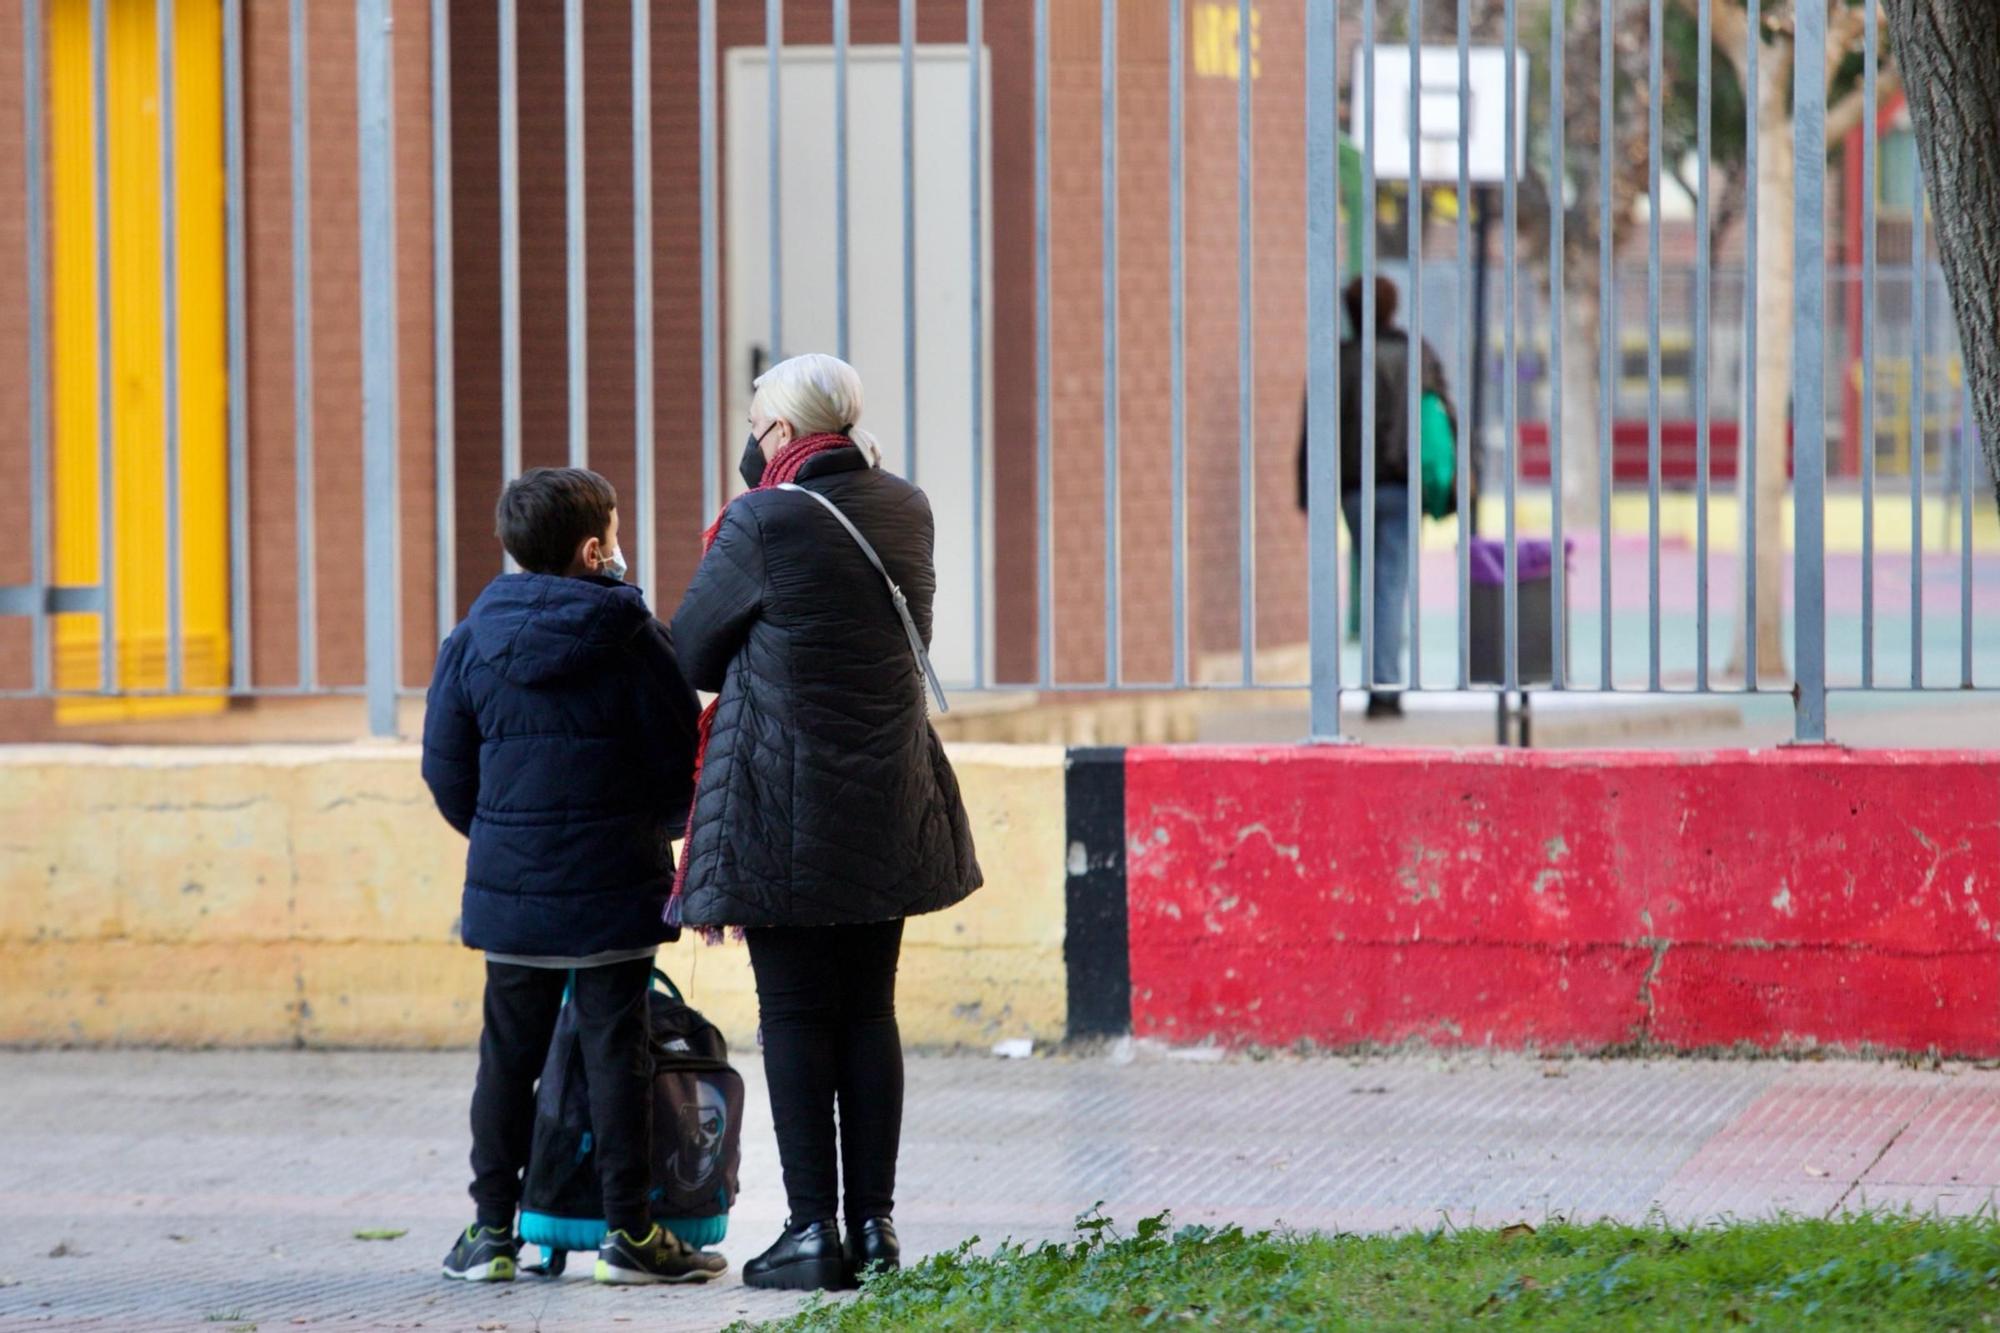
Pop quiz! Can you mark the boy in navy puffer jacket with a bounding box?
[422,467,724,1287]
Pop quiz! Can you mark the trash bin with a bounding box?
[1468,537,1569,687]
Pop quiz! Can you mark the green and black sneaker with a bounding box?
[594,1224,728,1285]
[441,1224,520,1282]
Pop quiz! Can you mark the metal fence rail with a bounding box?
[2,0,1990,744]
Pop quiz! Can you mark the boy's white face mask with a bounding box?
[598,546,628,582]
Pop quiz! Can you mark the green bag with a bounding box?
[1419,390,1457,520]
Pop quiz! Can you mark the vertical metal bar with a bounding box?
[1546,0,1563,689]
[1792,0,1827,740]
[1035,0,1052,686]
[1237,0,1256,684]
[1359,4,1377,690]
[1909,182,1924,688]
[1644,0,1661,692]
[900,0,916,482]
[224,0,254,688]
[1860,0,1875,686]
[1457,0,1471,691]
[1169,0,1187,689]
[699,0,719,524]
[563,0,587,467]
[92,0,116,693]
[968,0,984,687]
[633,0,655,596]
[834,0,849,362]
[1102,0,1120,686]
[158,0,183,695]
[1741,0,1758,686]
[1503,0,1519,692]
[1307,0,1342,738]
[357,0,401,736]
[290,0,317,678]
[1961,382,1974,688]
[1408,0,1424,691]
[766,0,783,362]
[24,0,51,694]
[1597,0,1612,690]
[498,0,521,490]
[1693,0,1710,690]
[431,0,455,638]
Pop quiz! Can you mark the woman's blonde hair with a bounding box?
[751,353,883,466]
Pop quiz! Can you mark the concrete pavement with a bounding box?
[3,1049,1998,1332]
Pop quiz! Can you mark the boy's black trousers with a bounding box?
[468,956,654,1239]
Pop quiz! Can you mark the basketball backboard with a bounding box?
[1350,44,1530,185]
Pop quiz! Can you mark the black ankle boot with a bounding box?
[743,1219,847,1291]
[846,1217,900,1284]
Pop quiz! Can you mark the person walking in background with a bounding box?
[1297,276,1461,718]
[668,353,983,1292]
[421,468,725,1287]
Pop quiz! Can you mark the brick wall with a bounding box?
[0,2,438,725]
[0,4,33,697]
[1049,0,1310,685]
[0,0,1324,729]
[240,0,436,691]
[447,0,1042,672]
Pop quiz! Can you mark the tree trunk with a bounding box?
[1884,0,2000,511]
[1560,278,1603,535]
[1730,41,1794,682]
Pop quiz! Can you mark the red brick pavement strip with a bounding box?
[2,1052,1998,1332]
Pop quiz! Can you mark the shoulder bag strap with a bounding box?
[776,484,950,714]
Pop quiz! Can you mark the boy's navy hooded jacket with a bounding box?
[422,573,701,958]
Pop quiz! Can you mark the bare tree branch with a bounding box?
[1707,0,1751,65]
[1826,62,1902,142]
[1827,0,1869,66]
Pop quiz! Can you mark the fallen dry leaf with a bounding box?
[1499,1223,1537,1242]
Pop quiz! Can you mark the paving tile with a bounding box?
[1,1052,1995,1331]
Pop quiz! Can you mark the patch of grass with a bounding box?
[748,1208,2000,1331]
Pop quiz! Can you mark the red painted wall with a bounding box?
[1126,747,2000,1055]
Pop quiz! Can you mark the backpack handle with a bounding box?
[651,968,685,1002]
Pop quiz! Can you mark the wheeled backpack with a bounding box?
[519,970,744,1275]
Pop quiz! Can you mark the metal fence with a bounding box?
[3,0,1989,743]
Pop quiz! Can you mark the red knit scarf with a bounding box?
[668,432,857,928]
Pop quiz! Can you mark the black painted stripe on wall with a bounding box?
[1064,747,1130,1037]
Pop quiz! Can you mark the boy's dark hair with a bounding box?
[1342,275,1399,333]
[496,468,618,574]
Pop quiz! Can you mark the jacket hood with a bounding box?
[465,573,653,686]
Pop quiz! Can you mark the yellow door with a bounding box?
[49,0,229,722]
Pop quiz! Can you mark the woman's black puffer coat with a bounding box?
[669,446,982,928]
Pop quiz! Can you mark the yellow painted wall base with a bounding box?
[0,744,1067,1049]
[54,694,228,727]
